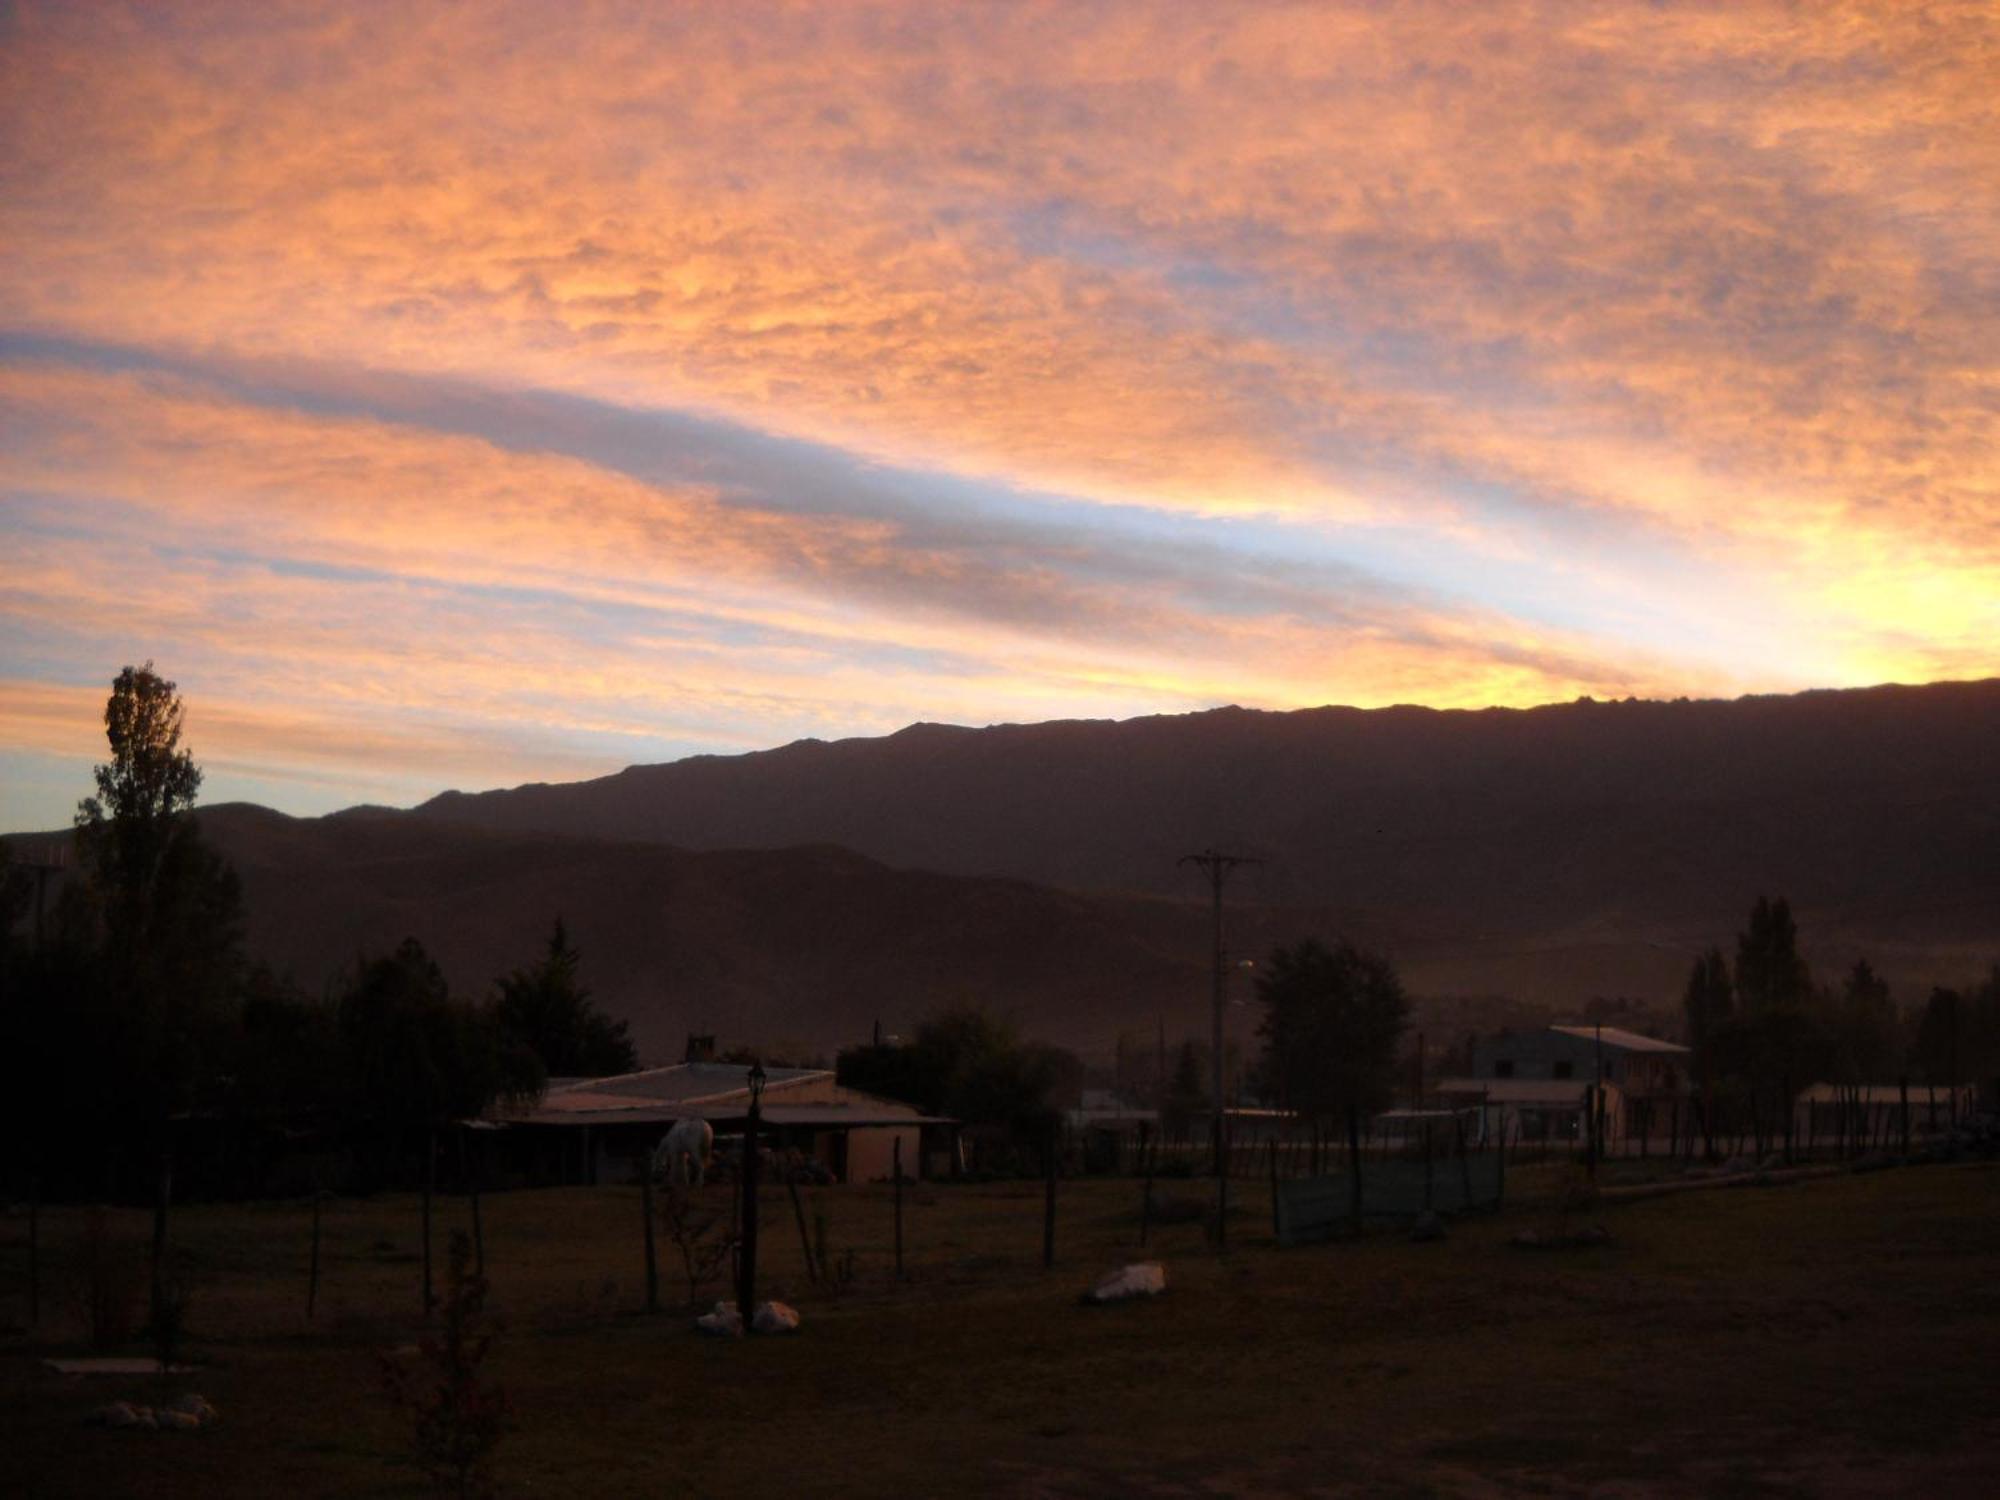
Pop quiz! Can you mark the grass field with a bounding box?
[6,1161,1998,1498]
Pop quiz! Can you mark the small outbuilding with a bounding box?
[489,1062,957,1186]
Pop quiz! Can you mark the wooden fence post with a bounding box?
[640,1167,659,1312]
[1139,1137,1154,1248]
[1346,1105,1363,1228]
[786,1174,817,1285]
[1899,1076,1911,1157]
[1042,1123,1058,1270]
[893,1136,905,1280]
[1268,1137,1281,1237]
[421,1128,435,1316]
[27,1168,39,1328]
[1422,1118,1435,1210]
[463,1127,485,1277]
[307,1188,323,1321]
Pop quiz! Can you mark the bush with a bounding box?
[380,1231,513,1500]
[71,1208,144,1352]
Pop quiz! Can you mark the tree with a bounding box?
[1733,895,1811,1017]
[340,939,542,1186]
[1831,959,1899,1083]
[379,1230,513,1500]
[835,1004,1075,1147]
[492,919,637,1078]
[1254,937,1409,1124]
[69,664,242,1333]
[1716,897,1829,1156]
[76,661,200,866]
[1161,1041,1206,1146]
[1682,947,1733,1156]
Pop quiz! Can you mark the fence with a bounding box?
[1273,1150,1506,1243]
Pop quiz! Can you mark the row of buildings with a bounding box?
[1075,1023,1978,1159]
[484,1024,1976,1186]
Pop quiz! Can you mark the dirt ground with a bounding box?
[5,1160,1997,1497]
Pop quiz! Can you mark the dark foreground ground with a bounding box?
[5,1161,1998,1498]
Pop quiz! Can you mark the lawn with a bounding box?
[6,1161,1998,1497]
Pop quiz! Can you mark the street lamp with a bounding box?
[737,1060,765,1329]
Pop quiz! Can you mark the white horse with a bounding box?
[652,1118,715,1187]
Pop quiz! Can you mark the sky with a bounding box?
[2,1,1996,833]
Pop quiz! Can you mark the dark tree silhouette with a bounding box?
[1832,959,1899,1083]
[836,1004,1075,1144]
[1682,946,1733,1156]
[1734,895,1812,1017]
[492,919,637,1078]
[1161,1040,1207,1146]
[1254,937,1408,1124]
[69,664,242,1331]
[340,938,542,1186]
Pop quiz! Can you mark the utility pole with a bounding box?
[21,840,66,951]
[1179,849,1259,1179]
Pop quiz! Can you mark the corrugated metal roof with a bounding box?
[499,1103,950,1129]
[1799,1082,1970,1105]
[501,1068,951,1128]
[1548,1025,1688,1054]
[543,1062,831,1106]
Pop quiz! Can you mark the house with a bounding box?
[490,1061,957,1186]
[1065,1088,1159,1172]
[1794,1081,1977,1148]
[1442,1023,1690,1146]
[1434,1076,1618,1147]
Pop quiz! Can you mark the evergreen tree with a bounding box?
[1832,959,1899,1083]
[1734,895,1811,1016]
[1682,946,1734,1157]
[1682,947,1734,1071]
[492,919,637,1077]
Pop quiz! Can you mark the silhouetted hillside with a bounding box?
[19,682,1993,1057]
[192,805,1220,1062]
[415,679,2000,963]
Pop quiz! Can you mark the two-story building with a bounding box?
[1440,1024,1690,1148]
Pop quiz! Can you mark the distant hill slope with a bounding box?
[19,681,1993,1059]
[193,805,1218,1062]
[415,679,2000,955]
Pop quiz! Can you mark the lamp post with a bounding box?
[737,1060,765,1329]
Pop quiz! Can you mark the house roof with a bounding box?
[1548,1025,1688,1055]
[542,1061,831,1107]
[500,1062,951,1129]
[1798,1082,1971,1105]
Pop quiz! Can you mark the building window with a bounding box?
[1552,1060,1574,1080]
[1493,1060,1515,1078]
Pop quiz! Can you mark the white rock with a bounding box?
[156,1408,202,1432]
[751,1300,800,1334]
[165,1393,218,1425]
[1086,1262,1167,1303]
[87,1402,141,1428]
[694,1300,743,1337]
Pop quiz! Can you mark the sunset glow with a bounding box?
[4,1,1996,827]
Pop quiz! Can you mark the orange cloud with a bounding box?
[1,1,1994,821]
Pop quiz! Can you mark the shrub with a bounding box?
[379,1230,513,1500]
[71,1208,144,1352]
